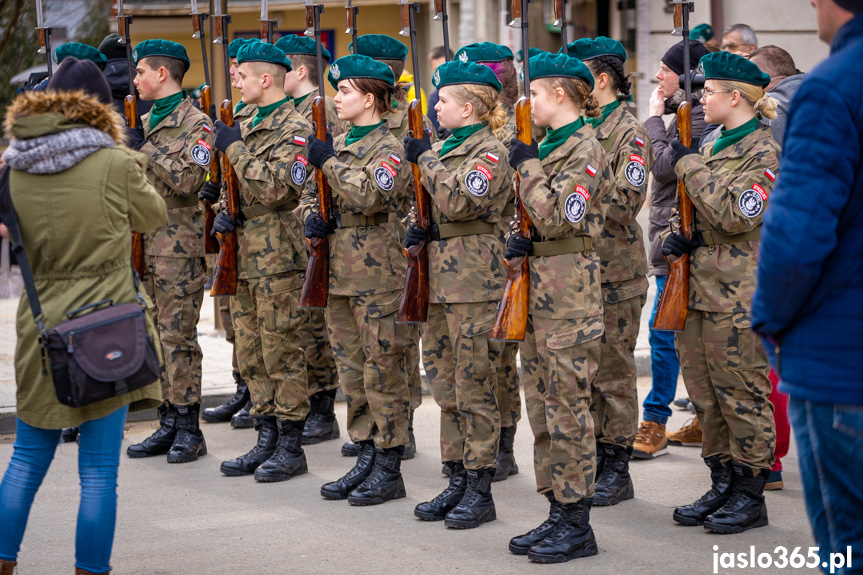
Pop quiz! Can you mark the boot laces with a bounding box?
[634,421,653,444]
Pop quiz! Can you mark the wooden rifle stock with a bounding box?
[210,100,239,297]
[125,95,146,278]
[299,97,332,308]
[396,100,431,324]
[200,85,220,254]
[652,101,693,331]
[491,97,532,342]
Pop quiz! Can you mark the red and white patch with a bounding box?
[486,152,499,164]
[197,139,211,150]
[752,183,768,200]
[585,163,597,177]
[381,162,397,177]
[634,136,644,147]
[201,124,212,133]
[388,153,401,165]
[293,135,307,146]
[476,164,493,180]
[629,154,645,165]
[575,185,590,201]
[764,168,776,182]
[297,154,309,166]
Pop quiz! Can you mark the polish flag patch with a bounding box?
[486,152,499,164]
[197,139,211,150]
[201,124,212,133]
[381,162,397,177]
[476,164,493,180]
[753,183,768,200]
[629,154,645,165]
[764,168,775,182]
[634,136,644,147]
[575,185,590,200]
[389,153,401,165]
[293,135,307,146]
[585,163,597,177]
[297,154,308,166]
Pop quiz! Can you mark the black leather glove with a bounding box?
[670,138,700,168]
[126,125,146,150]
[208,104,217,123]
[212,211,241,236]
[214,120,242,152]
[307,133,335,169]
[508,138,539,169]
[404,225,427,248]
[437,126,452,141]
[404,131,432,163]
[305,213,335,239]
[661,232,701,258]
[505,235,533,259]
[198,181,221,203]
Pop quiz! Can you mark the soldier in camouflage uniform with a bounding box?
[505,53,613,563]
[565,38,655,506]
[403,61,510,529]
[664,52,778,534]
[303,55,412,506]
[125,40,213,464]
[210,42,312,483]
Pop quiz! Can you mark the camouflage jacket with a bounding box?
[517,124,613,320]
[140,98,213,258]
[225,101,312,279]
[300,123,410,296]
[385,105,437,141]
[499,105,547,149]
[592,104,654,303]
[293,93,347,138]
[418,125,511,303]
[234,101,256,121]
[674,123,780,314]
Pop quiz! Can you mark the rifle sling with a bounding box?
[241,199,299,220]
[698,228,761,246]
[429,221,495,241]
[163,196,199,210]
[336,213,389,228]
[532,236,593,257]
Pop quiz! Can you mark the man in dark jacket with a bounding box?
[753,1,863,572]
[98,33,152,117]
[631,40,709,459]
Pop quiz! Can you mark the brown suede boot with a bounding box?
[75,567,110,574]
[0,559,16,575]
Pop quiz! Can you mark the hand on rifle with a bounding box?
[307,133,336,169]
[505,235,533,259]
[403,131,432,164]
[670,138,701,168]
[404,225,427,248]
[437,126,452,141]
[661,232,701,258]
[126,125,146,151]
[212,211,243,236]
[508,138,539,169]
[199,181,221,203]
[214,120,242,152]
[305,213,335,239]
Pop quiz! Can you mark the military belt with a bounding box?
[163,196,199,210]
[428,221,496,241]
[502,203,516,217]
[240,199,298,220]
[336,213,389,228]
[698,228,761,246]
[532,236,593,257]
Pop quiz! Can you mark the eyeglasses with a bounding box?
[702,89,731,98]
[721,42,742,51]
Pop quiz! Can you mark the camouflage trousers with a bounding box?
[217,296,238,373]
[406,325,423,411]
[142,255,206,406]
[326,291,411,449]
[231,272,309,421]
[495,343,522,429]
[591,293,647,448]
[299,308,340,395]
[422,301,503,470]
[521,315,603,503]
[676,309,775,471]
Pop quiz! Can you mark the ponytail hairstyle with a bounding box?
[494,59,519,107]
[584,55,632,100]
[717,79,778,120]
[542,76,601,118]
[348,77,400,115]
[379,58,408,106]
[447,83,507,139]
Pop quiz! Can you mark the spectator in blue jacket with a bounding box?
[752,0,863,572]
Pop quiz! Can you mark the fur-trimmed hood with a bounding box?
[3,89,127,145]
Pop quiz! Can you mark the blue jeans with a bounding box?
[642,275,681,425]
[788,399,863,574]
[0,406,128,573]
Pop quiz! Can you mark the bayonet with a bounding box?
[260,0,276,43]
[35,0,53,79]
[346,0,358,50]
[433,0,450,61]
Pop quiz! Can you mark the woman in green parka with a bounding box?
[0,58,166,575]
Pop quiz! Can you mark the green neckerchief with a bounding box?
[149,91,185,130]
[252,97,288,128]
[586,99,621,128]
[538,117,585,160]
[712,116,759,156]
[234,101,247,115]
[292,92,313,107]
[440,122,485,156]
[391,98,399,110]
[346,120,384,146]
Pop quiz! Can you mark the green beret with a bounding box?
[132,39,191,73]
[563,36,626,63]
[529,52,594,89]
[454,42,514,64]
[699,51,770,87]
[275,34,331,63]
[516,47,546,63]
[190,83,205,99]
[53,43,107,70]
[228,38,260,60]
[432,60,503,92]
[237,41,292,70]
[349,34,408,61]
[327,54,395,90]
[690,23,714,42]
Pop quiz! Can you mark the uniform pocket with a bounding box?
[367,291,403,355]
[728,313,769,371]
[834,405,863,440]
[260,273,303,333]
[547,316,604,350]
[459,307,499,381]
[174,259,208,297]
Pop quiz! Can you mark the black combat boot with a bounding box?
[509,492,564,555]
[231,400,254,429]
[403,409,416,460]
[445,467,497,529]
[167,404,207,463]
[202,372,250,423]
[593,443,634,506]
[414,462,467,521]
[220,416,278,476]
[321,441,377,499]
[254,419,308,482]
[596,442,605,477]
[703,462,769,534]
[347,446,406,506]
[494,425,519,482]
[302,390,340,445]
[527,498,598,563]
[127,404,177,458]
[61,427,79,443]
[341,441,360,457]
[673,456,734,525]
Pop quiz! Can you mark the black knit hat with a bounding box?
[48,58,112,105]
[98,33,127,61]
[661,39,710,76]
[834,0,863,13]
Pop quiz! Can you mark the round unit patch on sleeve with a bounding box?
[738,189,764,218]
[291,159,307,185]
[624,154,646,187]
[374,165,395,191]
[564,186,590,223]
[191,143,211,167]
[464,169,490,197]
